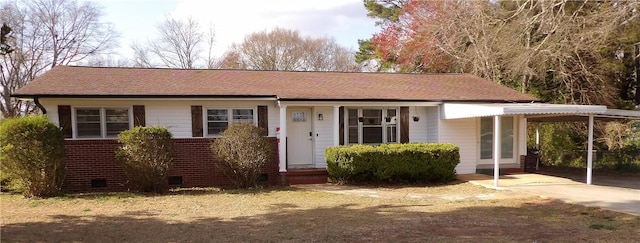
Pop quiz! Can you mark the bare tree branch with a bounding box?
[0,0,117,118]
[221,27,357,71]
[131,17,214,69]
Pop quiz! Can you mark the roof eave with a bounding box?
[11,94,278,100]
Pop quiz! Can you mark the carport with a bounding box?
[443,103,640,187]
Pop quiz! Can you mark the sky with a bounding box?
[91,0,380,59]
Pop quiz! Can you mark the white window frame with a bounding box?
[478,116,517,164]
[344,107,400,145]
[73,107,132,139]
[204,107,257,137]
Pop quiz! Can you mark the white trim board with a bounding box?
[442,103,607,120]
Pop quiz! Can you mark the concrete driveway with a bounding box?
[459,173,640,216]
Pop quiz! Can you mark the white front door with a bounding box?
[287,108,314,167]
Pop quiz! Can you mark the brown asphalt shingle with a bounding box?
[13,66,537,102]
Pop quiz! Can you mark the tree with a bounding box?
[219,27,357,71]
[365,1,640,171]
[356,1,406,72]
[0,0,116,118]
[0,23,12,55]
[367,0,640,106]
[363,0,405,25]
[131,17,215,69]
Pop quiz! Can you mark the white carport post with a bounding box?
[279,105,287,173]
[333,105,341,146]
[493,115,501,187]
[586,114,594,185]
[535,123,540,170]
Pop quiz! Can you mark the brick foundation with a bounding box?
[63,138,280,192]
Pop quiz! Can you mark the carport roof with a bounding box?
[442,103,607,119]
[442,103,640,121]
[527,108,640,122]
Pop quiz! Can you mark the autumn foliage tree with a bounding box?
[367,0,640,106]
[365,0,640,170]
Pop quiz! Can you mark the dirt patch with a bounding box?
[2,183,639,242]
[296,181,527,201]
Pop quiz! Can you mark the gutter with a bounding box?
[11,94,278,99]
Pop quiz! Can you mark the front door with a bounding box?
[287,108,314,167]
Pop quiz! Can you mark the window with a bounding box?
[362,109,383,144]
[207,109,228,135]
[75,107,130,138]
[348,109,359,144]
[346,108,398,144]
[106,108,130,136]
[480,116,514,159]
[386,109,398,143]
[292,111,306,122]
[206,108,255,136]
[76,108,101,137]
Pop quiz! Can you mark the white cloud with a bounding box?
[91,0,378,60]
[170,0,377,56]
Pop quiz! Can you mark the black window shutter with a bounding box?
[133,105,145,127]
[257,105,268,136]
[58,105,72,138]
[400,107,409,143]
[191,105,203,137]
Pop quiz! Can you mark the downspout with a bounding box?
[34,97,46,114]
[635,42,640,108]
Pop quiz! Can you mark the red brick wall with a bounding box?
[63,138,280,192]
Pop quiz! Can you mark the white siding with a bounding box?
[40,100,60,126]
[518,115,527,156]
[38,98,279,138]
[409,106,429,142]
[268,105,280,137]
[425,106,439,143]
[439,118,478,174]
[313,106,334,168]
[145,103,192,138]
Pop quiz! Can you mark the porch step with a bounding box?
[286,169,328,185]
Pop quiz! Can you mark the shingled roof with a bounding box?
[13,66,537,102]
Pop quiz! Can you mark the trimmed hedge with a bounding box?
[325,143,460,183]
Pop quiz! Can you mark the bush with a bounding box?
[326,143,460,183]
[0,115,66,198]
[116,126,174,193]
[211,123,272,189]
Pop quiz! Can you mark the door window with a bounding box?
[480,116,514,159]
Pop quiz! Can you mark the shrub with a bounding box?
[116,126,174,193]
[211,123,272,189]
[0,115,66,198]
[326,143,460,183]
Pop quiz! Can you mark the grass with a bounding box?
[2,182,639,242]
